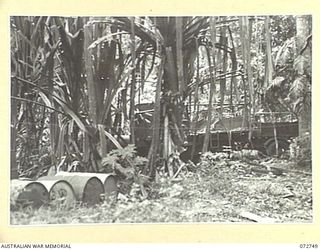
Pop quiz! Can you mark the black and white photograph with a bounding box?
[10,15,312,225]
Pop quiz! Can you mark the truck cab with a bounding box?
[251,112,299,155]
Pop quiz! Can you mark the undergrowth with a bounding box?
[11,151,312,224]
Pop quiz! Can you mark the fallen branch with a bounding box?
[172,162,187,179]
[240,158,312,176]
[239,211,276,223]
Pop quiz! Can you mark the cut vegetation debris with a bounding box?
[11,152,312,224]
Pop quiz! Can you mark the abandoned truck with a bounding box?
[131,104,298,160]
[180,113,299,161]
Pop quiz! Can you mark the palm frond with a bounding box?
[53,94,88,134]
[88,31,128,49]
[289,75,309,99]
[274,37,295,68]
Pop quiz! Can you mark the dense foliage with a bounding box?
[11,16,311,180]
[10,16,312,225]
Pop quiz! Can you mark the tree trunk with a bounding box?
[296,15,312,137]
[202,17,217,153]
[219,17,228,114]
[264,16,273,89]
[176,17,185,95]
[129,17,137,144]
[11,79,19,179]
[239,17,249,129]
[84,24,99,127]
[244,17,254,142]
[227,26,237,113]
[146,55,164,177]
[190,38,201,160]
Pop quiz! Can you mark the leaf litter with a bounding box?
[11,151,312,224]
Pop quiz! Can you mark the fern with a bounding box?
[101,154,122,172]
[101,144,148,176]
[108,144,137,159]
[270,76,285,89]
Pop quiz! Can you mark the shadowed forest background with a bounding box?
[10,16,312,224]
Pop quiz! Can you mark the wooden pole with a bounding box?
[129,17,137,144]
[202,17,217,153]
[176,17,185,95]
[191,38,200,160]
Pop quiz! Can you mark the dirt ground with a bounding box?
[11,152,312,224]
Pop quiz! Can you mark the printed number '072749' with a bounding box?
[300,244,318,248]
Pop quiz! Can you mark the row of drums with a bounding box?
[11,172,118,209]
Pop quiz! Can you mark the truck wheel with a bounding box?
[266,140,288,156]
